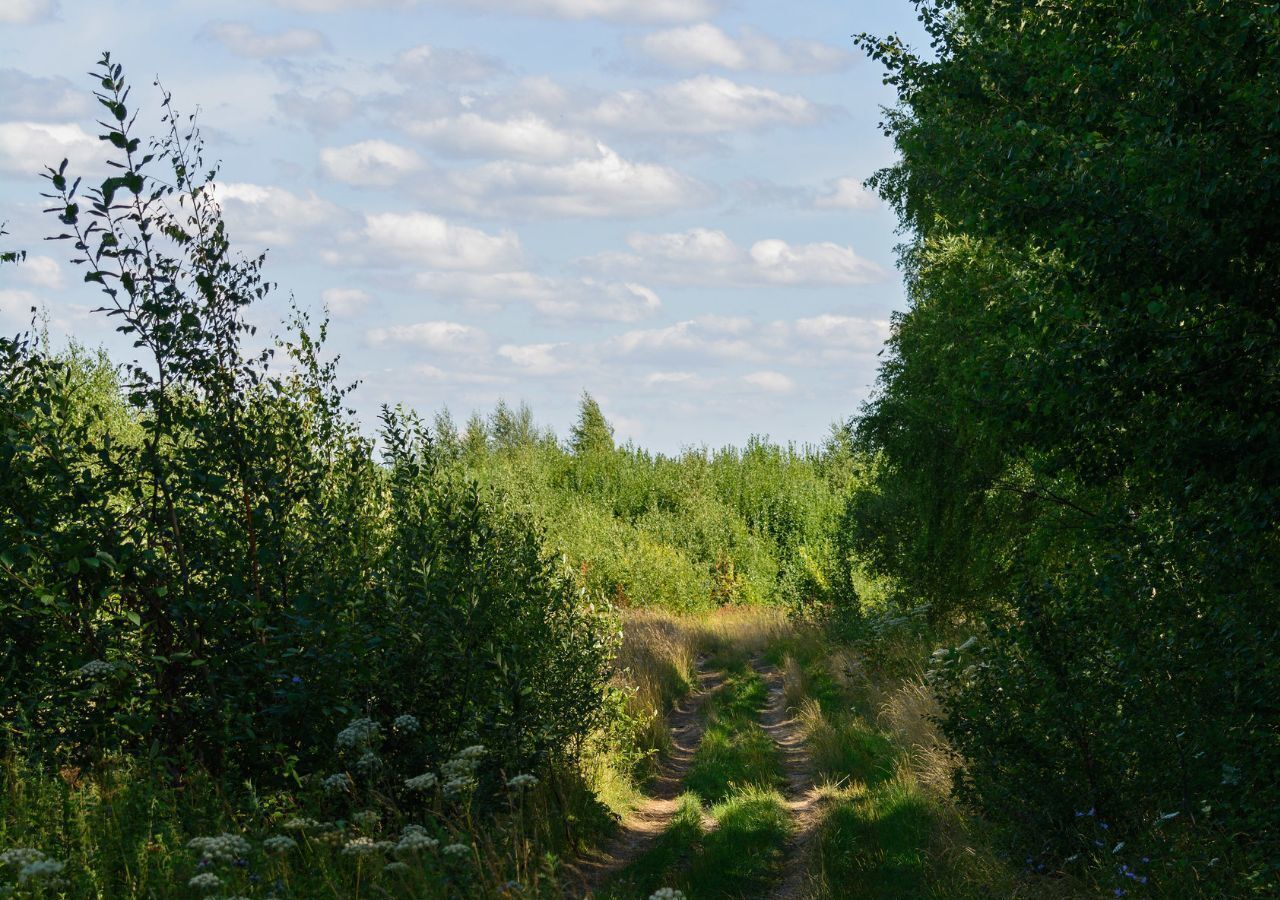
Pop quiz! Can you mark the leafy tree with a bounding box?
[853,1,1280,887]
[569,392,615,456]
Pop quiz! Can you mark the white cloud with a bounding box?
[498,342,574,375]
[437,143,713,218]
[0,122,103,178]
[403,113,596,162]
[608,317,762,363]
[10,255,62,289]
[588,76,822,135]
[393,45,506,83]
[815,176,878,210]
[0,0,55,25]
[320,140,425,188]
[749,239,885,285]
[583,228,888,287]
[367,320,487,353]
[411,363,511,385]
[322,287,373,317]
[201,20,329,58]
[643,370,710,390]
[276,88,363,132]
[742,370,795,393]
[0,70,89,120]
[273,0,716,23]
[412,270,660,321]
[215,182,346,247]
[0,289,41,327]
[362,212,523,271]
[635,24,853,75]
[790,313,890,351]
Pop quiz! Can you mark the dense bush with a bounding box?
[851,1,1279,891]
[0,55,612,789]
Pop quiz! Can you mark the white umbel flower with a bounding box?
[187,834,251,864]
[188,872,222,890]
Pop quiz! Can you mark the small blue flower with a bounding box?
[291,675,303,684]
[1115,890,1127,897]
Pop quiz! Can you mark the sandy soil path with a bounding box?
[570,662,726,897]
[754,659,823,900]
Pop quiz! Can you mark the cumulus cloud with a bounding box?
[214,182,347,247]
[412,270,660,321]
[814,176,878,210]
[434,143,714,218]
[9,255,63,290]
[320,139,425,187]
[273,0,716,23]
[322,287,373,317]
[742,370,796,393]
[0,69,89,120]
[635,24,853,75]
[786,313,890,352]
[498,342,574,375]
[0,122,103,178]
[366,320,487,353]
[359,212,524,271]
[201,20,329,57]
[392,45,506,83]
[275,87,364,132]
[402,113,596,162]
[587,76,822,135]
[582,228,888,287]
[0,0,56,25]
[607,317,763,364]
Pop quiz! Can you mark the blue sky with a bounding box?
[0,0,927,452]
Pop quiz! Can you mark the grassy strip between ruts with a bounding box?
[773,632,1036,900]
[597,663,791,899]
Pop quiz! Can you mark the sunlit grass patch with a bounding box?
[683,667,781,805]
[598,787,791,900]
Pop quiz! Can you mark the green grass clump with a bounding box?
[683,668,780,805]
[815,777,932,898]
[599,788,791,900]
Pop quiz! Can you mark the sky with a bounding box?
[0,0,928,453]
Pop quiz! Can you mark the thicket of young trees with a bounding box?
[430,394,859,617]
[1,56,612,793]
[850,1,1279,890]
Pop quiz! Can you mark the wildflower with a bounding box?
[322,773,353,794]
[0,849,46,868]
[442,843,471,858]
[291,676,303,684]
[262,836,297,854]
[341,837,380,857]
[188,872,222,890]
[650,889,686,900]
[17,858,65,883]
[335,718,380,751]
[458,744,485,759]
[355,750,382,775]
[351,810,381,829]
[384,861,411,874]
[500,880,525,894]
[506,774,538,790]
[404,772,438,792]
[187,834,251,865]
[74,660,116,679]
[282,817,319,831]
[393,715,420,733]
[394,826,439,856]
[443,775,477,799]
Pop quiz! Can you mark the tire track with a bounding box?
[572,661,727,897]
[753,658,824,900]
